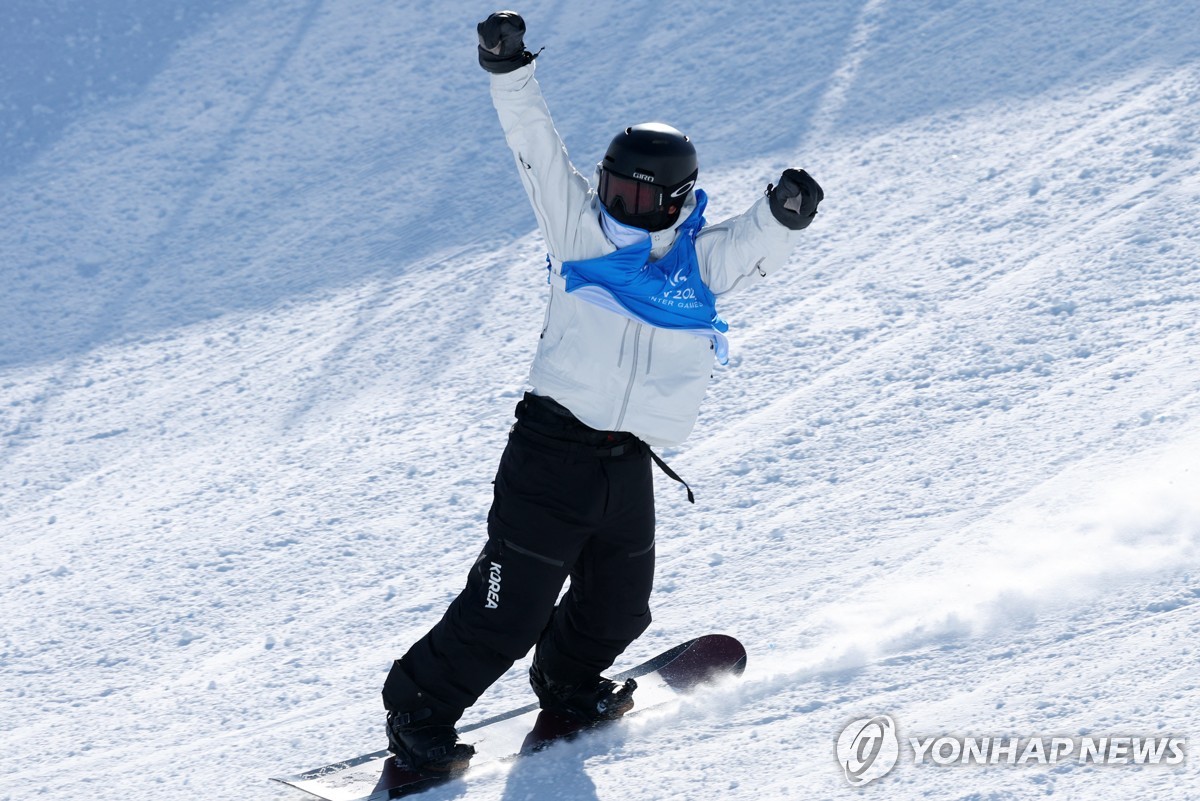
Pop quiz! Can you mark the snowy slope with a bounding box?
[2,1,1200,800]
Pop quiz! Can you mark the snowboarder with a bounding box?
[382,10,823,774]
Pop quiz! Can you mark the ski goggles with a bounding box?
[598,169,665,216]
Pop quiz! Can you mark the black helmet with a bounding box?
[598,122,698,231]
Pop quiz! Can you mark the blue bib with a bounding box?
[560,190,729,363]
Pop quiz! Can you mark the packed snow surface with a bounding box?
[3,1,1199,799]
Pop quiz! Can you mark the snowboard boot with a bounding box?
[382,663,474,775]
[385,711,475,776]
[529,661,637,723]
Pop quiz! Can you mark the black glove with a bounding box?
[768,168,824,230]
[477,11,536,74]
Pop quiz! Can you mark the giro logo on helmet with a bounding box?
[633,171,654,182]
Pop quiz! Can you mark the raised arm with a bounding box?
[695,168,824,296]
[478,12,593,260]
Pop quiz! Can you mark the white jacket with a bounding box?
[491,63,807,447]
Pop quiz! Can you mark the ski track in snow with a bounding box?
[2,1,1200,800]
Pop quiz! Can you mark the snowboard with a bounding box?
[274,634,747,801]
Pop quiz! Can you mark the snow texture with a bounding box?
[2,1,1199,799]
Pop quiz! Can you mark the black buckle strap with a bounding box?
[647,449,695,504]
[393,707,433,727]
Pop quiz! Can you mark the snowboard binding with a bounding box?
[529,662,638,723]
[385,712,475,776]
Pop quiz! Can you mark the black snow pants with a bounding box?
[382,393,656,725]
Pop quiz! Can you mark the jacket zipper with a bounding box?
[617,319,632,367]
[540,287,554,339]
[616,324,642,430]
[518,153,554,249]
[723,257,768,295]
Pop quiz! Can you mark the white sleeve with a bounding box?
[694,194,807,296]
[489,63,593,260]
